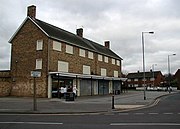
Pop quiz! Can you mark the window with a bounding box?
[150,78,155,81]
[83,65,90,74]
[104,56,108,63]
[36,40,43,50]
[58,61,69,72]
[79,49,85,57]
[114,71,118,77]
[36,59,42,69]
[53,41,61,51]
[127,79,131,82]
[66,44,73,54]
[116,60,120,66]
[88,51,93,59]
[98,54,103,61]
[112,58,115,65]
[101,68,107,76]
[134,79,138,81]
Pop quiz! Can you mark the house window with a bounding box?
[112,58,115,65]
[150,78,155,81]
[104,56,108,63]
[58,61,69,72]
[36,40,43,50]
[101,68,107,76]
[127,79,131,82]
[36,59,42,69]
[79,49,85,57]
[134,79,138,81]
[83,65,90,74]
[66,44,73,54]
[114,71,118,77]
[88,51,93,59]
[53,41,61,51]
[98,54,103,61]
[116,60,120,66]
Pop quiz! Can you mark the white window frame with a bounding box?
[114,71,118,77]
[36,59,42,69]
[134,79,138,82]
[58,61,69,72]
[36,40,43,50]
[104,56,108,63]
[83,65,90,75]
[79,49,85,57]
[88,51,93,59]
[116,60,120,66]
[98,54,103,61]
[66,44,73,54]
[112,58,115,65]
[101,68,107,76]
[53,41,61,51]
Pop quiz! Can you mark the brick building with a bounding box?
[126,70,164,88]
[174,69,180,90]
[8,5,124,98]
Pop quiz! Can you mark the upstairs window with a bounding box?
[66,44,73,54]
[101,68,107,76]
[104,56,108,63]
[114,71,118,77]
[88,51,93,59]
[53,41,61,51]
[98,54,103,61]
[36,40,43,50]
[116,60,120,66]
[58,61,69,72]
[79,49,85,57]
[112,58,115,65]
[36,59,42,69]
[83,65,90,74]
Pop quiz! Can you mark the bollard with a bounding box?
[112,95,115,109]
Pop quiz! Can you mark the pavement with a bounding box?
[0,90,178,114]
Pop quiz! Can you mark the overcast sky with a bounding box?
[0,0,180,74]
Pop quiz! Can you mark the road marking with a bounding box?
[0,121,63,125]
[134,113,144,115]
[163,113,173,115]
[118,113,129,115]
[110,123,180,126]
[148,113,159,115]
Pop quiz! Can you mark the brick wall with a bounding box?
[10,19,48,97]
[0,70,11,96]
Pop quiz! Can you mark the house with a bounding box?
[126,70,164,88]
[7,5,123,98]
[174,69,180,90]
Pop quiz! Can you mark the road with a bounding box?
[0,92,180,129]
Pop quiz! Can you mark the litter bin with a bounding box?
[65,92,75,101]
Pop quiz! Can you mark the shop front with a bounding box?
[48,72,126,98]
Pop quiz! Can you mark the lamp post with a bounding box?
[167,54,176,91]
[142,31,154,100]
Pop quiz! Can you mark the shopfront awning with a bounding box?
[49,72,127,81]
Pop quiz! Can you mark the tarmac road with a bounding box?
[0,92,179,129]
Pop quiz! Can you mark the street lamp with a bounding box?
[167,54,176,91]
[142,31,154,100]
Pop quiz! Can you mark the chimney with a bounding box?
[76,28,83,37]
[104,41,110,49]
[27,5,36,19]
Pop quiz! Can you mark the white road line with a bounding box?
[163,113,174,115]
[148,113,159,115]
[118,113,129,115]
[134,113,144,115]
[0,121,63,125]
[110,123,180,126]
